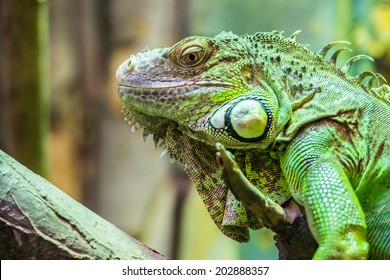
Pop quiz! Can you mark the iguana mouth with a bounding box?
[117,81,194,92]
[117,81,235,103]
[118,80,234,90]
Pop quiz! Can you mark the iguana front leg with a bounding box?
[279,123,369,259]
[216,143,318,259]
[216,143,287,229]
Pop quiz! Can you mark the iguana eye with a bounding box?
[179,46,206,66]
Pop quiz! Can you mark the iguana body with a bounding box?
[116,31,390,259]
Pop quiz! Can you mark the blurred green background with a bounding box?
[1,0,390,259]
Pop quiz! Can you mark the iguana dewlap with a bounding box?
[116,31,390,259]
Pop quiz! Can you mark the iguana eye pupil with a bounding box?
[178,45,207,66]
[188,53,196,61]
[183,51,201,65]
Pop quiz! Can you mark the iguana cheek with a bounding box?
[230,100,268,138]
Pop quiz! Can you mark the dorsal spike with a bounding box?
[374,73,387,85]
[366,76,378,90]
[355,71,377,85]
[341,55,374,73]
[318,41,351,57]
[329,47,352,65]
[370,73,388,89]
[290,30,302,41]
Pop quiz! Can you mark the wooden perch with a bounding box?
[0,149,167,260]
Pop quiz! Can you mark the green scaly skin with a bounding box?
[116,31,390,259]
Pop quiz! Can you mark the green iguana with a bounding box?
[116,31,390,259]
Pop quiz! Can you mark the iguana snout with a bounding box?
[116,47,195,117]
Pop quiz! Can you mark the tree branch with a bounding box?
[0,149,167,260]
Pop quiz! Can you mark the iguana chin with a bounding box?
[116,30,390,260]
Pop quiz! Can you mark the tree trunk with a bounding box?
[0,0,49,177]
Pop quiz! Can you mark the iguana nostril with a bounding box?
[126,59,135,73]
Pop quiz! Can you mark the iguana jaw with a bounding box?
[117,82,231,121]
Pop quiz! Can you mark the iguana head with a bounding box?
[116,31,292,150]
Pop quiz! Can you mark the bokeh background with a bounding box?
[1,0,390,259]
